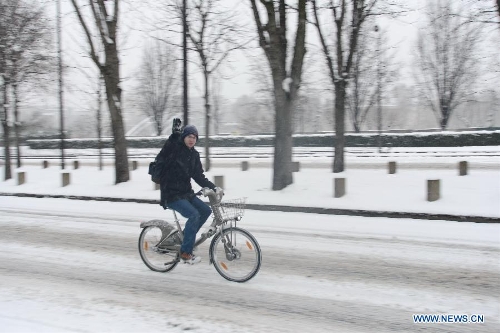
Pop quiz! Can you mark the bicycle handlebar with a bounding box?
[197,187,224,205]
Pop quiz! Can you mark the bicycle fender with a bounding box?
[140,219,173,229]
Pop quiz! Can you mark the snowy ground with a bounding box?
[0,197,499,333]
[1,146,499,218]
[0,147,499,332]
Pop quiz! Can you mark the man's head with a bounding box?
[181,125,198,148]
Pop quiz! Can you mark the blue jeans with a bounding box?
[167,196,212,254]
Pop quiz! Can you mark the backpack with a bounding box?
[148,139,180,184]
[148,152,165,184]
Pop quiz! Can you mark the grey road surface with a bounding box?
[0,199,498,333]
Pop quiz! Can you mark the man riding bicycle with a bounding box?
[156,119,222,265]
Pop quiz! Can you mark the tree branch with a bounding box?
[69,0,101,68]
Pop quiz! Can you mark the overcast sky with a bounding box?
[37,0,498,117]
[45,1,426,101]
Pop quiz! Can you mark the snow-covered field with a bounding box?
[1,146,499,218]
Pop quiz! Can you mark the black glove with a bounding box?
[172,118,182,134]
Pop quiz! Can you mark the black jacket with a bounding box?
[158,133,215,206]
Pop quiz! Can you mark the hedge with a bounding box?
[26,130,500,149]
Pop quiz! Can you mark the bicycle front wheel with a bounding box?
[138,226,179,272]
[209,226,262,283]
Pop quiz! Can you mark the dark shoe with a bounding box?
[180,252,201,265]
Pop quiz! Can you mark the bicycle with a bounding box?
[138,188,262,283]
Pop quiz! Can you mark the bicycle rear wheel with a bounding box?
[138,226,179,272]
[209,226,262,283]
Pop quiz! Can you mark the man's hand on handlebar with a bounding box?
[196,187,224,201]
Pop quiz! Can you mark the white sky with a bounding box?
[43,0,428,104]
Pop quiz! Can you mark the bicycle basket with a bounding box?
[213,198,246,221]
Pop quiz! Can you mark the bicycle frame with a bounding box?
[168,189,241,254]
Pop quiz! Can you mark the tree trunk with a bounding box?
[13,82,20,168]
[440,117,447,130]
[333,81,347,173]
[182,0,189,126]
[204,72,211,171]
[440,105,450,129]
[102,58,129,184]
[249,0,306,190]
[353,120,360,133]
[156,118,161,136]
[272,85,293,190]
[2,82,11,180]
[97,77,103,170]
[100,15,129,184]
[69,0,129,183]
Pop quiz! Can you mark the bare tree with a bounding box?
[187,0,249,171]
[347,25,398,132]
[0,61,11,180]
[0,83,11,181]
[136,39,179,136]
[311,0,402,172]
[249,0,307,190]
[486,89,500,127]
[11,10,53,168]
[456,0,500,25]
[347,25,377,132]
[0,0,52,179]
[69,0,129,184]
[141,0,247,170]
[415,0,483,130]
[211,75,223,135]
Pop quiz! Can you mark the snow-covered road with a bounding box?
[0,197,498,332]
